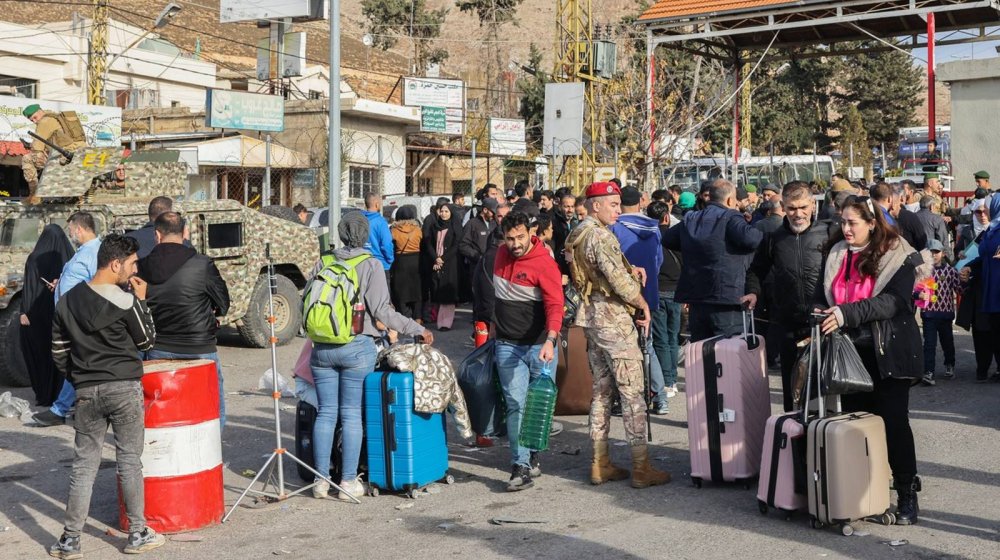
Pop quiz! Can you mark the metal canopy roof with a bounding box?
[639,0,1000,56]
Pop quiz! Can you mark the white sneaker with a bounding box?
[337,477,364,502]
[665,384,678,398]
[312,477,330,499]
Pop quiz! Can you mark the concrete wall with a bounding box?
[937,59,1000,185]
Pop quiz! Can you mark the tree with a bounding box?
[361,0,448,74]
[836,105,873,179]
[837,43,922,150]
[516,43,547,151]
[456,0,524,114]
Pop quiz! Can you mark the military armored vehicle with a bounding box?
[0,146,320,386]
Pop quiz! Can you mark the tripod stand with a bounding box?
[223,244,358,522]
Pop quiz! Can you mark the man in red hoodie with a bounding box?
[492,211,564,491]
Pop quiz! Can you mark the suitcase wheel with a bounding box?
[757,500,768,515]
[841,523,854,537]
[406,488,419,499]
[780,509,794,522]
[691,477,702,489]
[809,518,823,529]
[882,512,896,526]
[444,474,455,485]
[742,480,752,491]
[367,485,380,497]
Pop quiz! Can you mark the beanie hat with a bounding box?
[338,211,370,248]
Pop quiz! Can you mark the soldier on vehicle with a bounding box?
[20,104,78,203]
[564,181,671,490]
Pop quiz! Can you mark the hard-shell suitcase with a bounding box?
[756,412,807,516]
[803,316,894,535]
[364,371,452,497]
[685,312,770,487]
[293,400,367,482]
[555,327,592,415]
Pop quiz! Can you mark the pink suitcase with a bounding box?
[685,313,770,487]
[756,412,807,516]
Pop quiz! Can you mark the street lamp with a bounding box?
[103,3,182,100]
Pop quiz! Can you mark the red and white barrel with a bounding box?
[119,359,223,533]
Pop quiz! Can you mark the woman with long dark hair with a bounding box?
[21,224,74,405]
[389,205,422,321]
[815,196,924,525]
[421,202,463,330]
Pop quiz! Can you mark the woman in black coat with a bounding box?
[422,202,463,330]
[815,196,923,525]
[21,224,74,405]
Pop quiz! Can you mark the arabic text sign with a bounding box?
[0,95,122,147]
[205,89,284,132]
[402,78,464,109]
[421,107,447,133]
[489,118,526,156]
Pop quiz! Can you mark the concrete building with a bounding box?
[937,58,1000,186]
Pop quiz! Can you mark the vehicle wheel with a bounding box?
[841,523,854,537]
[758,500,768,515]
[238,274,302,348]
[0,302,30,388]
[692,477,702,489]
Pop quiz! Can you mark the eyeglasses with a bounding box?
[974,209,987,215]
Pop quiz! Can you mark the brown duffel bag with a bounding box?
[555,327,592,415]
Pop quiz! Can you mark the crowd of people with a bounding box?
[27,166,1000,555]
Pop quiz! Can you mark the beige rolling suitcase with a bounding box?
[805,318,894,535]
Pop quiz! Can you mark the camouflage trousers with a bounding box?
[585,325,647,446]
[21,151,47,185]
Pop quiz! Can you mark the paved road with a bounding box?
[1,307,998,559]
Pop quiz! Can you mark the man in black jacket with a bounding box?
[126,196,174,259]
[139,212,231,426]
[750,182,835,411]
[551,194,576,276]
[460,198,497,269]
[663,179,763,341]
[50,234,163,558]
[871,182,927,251]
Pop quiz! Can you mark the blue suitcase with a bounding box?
[364,371,451,497]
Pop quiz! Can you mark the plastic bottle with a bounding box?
[351,302,365,335]
[518,367,558,451]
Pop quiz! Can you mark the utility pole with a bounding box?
[88,0,109,105]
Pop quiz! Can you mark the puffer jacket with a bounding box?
[378,343,473,438]
[750,219,835,325]
[817,239,923,380]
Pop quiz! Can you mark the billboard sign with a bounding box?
[0,95,122,148]
[420,107,447,133]
[205,89,284,132]
[403,77,464,136]
[489,118,526,156]
[220,0,326,23]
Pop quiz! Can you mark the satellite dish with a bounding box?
[362,34,374,47]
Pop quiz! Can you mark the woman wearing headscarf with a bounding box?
[308,213,433,502]
[21,224,74,405]
[815,197,924,525]
[389,205,422,320]
[421,201,463,330]
[958,195,1000,382]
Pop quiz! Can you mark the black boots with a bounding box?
[895,476,920,525]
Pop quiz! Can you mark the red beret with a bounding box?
[584,181,621,199]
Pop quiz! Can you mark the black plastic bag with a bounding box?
[821,331,874,395]
[456,340,506,437]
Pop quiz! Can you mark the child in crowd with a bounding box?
[921,239,961,386]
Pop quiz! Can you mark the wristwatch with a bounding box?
[546,335,558,345]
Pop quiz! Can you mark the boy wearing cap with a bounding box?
[921,240,960,386]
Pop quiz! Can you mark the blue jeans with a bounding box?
[921,313,956,373]
[146,350,225,428]
[651,292,682,395]
[495,340,558,468]
[51,380,76,417]
[311,336,376,481]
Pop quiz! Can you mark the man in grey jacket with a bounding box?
[915,196,953,261]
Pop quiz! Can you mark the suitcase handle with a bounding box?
[802,316,824,423]
[741,309,756,338]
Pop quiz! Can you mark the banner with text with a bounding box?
[0,95,122,147]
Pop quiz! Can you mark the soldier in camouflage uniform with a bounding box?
[564,182,671,489]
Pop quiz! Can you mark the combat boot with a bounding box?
[590,440,629,485]
[629,444,671,489]
[895,478,920,525]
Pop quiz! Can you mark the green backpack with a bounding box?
[303,253,371,344]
